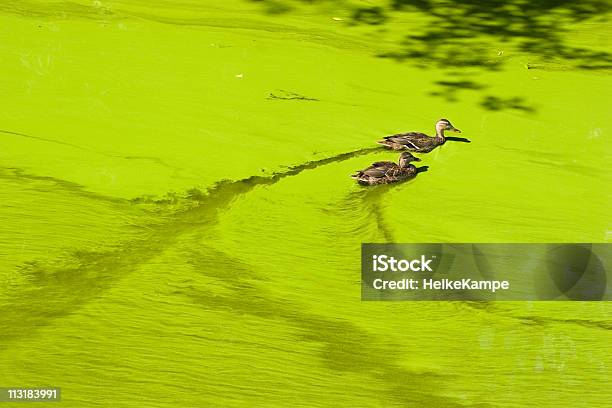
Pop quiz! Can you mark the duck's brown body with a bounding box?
[377,119,461,152]
[351,152,421,186]
[377,132,445,152]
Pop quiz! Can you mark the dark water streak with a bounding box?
[0,146,382,345]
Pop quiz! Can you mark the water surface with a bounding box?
[0,1,610,406]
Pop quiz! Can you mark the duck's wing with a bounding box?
[360,165,390,178]
[385,132,433,151]
[383,132,428,141]
[383,132,431,149]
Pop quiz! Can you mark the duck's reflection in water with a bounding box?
[335,165,429,242]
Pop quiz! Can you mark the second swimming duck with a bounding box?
[351,152,421,186]
[377,118,461,152]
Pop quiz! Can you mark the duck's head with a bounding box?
[436,118,461,135]
[399,152,421,167]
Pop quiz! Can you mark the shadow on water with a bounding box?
[444,136,471,143]
[344,184,397,242]
[480,96,536,113]
[416,165,429,174]
[249,0,611,111]
[381,0,611,68]
[336,165,429,242]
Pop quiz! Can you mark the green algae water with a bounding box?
[1,1,610,406]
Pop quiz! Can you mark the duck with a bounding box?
[377,119,461,152]
[351,152,422,186]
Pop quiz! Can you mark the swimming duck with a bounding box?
[351,152,421,186]
[377,119,461,152]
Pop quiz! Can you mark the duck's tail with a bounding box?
[376,139,398,149]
